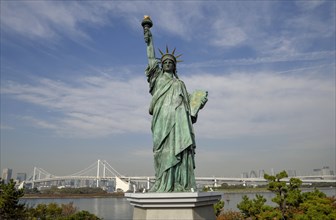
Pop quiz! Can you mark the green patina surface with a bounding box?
[142,16,208,192]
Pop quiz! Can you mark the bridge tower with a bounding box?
[214,178,218,187]
[103,161,106,178]
[32,167,36,188]
[96,159,100,187]
[147,177,150,190]
[96,159,109,188]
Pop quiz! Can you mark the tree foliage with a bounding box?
[217,171,336,220]
[26,202,100,220]
[293,189,336,220]
[214,200,225,216]
[264,170,304,219]
[41,186,107,195]
[66,210,101,220]
[0,179,101,220]
[237,194,274,219]
[0,178,26,219]
[216,210,244,220]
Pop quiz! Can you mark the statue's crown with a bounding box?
[159,46,182,64]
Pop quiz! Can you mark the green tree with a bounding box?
[237,194,273,219]
[27,203,63,220]
[214,200,224,216]
[264,170,303,219]
[66,210,101,220]
[264,170,288,216]
[216,210,244,220]
[26,202,101,220]
[0,179,101,220]
[61,202,78,216]
[293,189,336,220]
[0,178,26,219]
[285,178,302,208]
[232,171,336,220]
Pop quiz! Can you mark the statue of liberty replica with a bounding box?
[142,16,208,192]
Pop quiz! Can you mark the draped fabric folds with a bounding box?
[146,61,197,192]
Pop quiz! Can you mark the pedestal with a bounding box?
[125,192,222,220]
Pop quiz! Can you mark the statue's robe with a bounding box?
[146,61,196,192]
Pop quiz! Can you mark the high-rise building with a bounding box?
[2,168,13,184]
[322,166,331,176]
[313,166,334,176]
[16,173,27,182]
[287,170,297,177]
[258,170,265,178]
[313,168,322,175]
[249,170,257,178]
[241,172,249,178]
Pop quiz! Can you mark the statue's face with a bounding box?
[163,59,175,73]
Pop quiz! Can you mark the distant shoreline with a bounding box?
[22,187,334,199]
[22,192,125,199]
[214,186,335,194]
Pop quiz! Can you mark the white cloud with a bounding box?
[295,1,326,11]
[1,1,333,57]
[1,1,109,40]
[0,1,203,42]
[19,116,58,130]
[210,25,247,47]
[185,69,334,142]
[2,74,151,138]
[181,52,334,71]
[2,65,334,146]
[0,124,14,130]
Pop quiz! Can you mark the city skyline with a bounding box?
[3,162,335,182]
[1,1,335,178]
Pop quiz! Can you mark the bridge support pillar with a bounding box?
[147,177,150,190]
[115,176,130,192]
[125,192,222,220]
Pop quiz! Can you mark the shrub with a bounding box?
[0,179,101,219]
[66,210,101,220]
[214,200,225,216]
[237,194,273,219]
[216,210,244,220]
[0,179,26,219]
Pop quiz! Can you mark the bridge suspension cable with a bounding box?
[37,167,53,177]
[102,160,123,177]
[68,161,99,176]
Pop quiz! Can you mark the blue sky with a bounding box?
[1,1,335,179]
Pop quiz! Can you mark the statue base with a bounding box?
[125,192,222,220]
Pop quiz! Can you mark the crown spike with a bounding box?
[159,46,183,64]
[176,60,183,63]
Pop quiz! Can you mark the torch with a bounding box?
[142,15,153,44]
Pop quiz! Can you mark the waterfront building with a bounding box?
[249,170,257,178]
[322,166,331,176]
[287,170,297,177]
[2,168,13,183]
[313,166,334,176]
[258,170,265,178]
[313,168,322,175]
[241,172,249,178]
[16,173,27,182]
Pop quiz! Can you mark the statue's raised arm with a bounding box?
[142,16,156,66]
